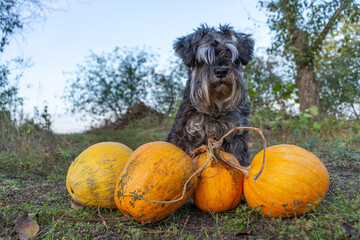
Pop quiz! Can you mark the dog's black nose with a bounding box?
[214,67,228,79]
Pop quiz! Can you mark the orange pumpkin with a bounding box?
[193,151,243,213]
[114,141,197,223]
[243,144,329,218]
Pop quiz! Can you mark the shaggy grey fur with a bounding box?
[167,24,254,165]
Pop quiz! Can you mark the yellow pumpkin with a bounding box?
[114,141,197,223]
[66,142,133,208]
[193,151,243,213]
[243,144,329,218]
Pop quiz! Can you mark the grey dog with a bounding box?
[167,24,254,165]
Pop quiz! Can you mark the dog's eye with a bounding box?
[211,41,219,48]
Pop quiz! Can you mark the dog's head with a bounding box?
[174,24,254,116]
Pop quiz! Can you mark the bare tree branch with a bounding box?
[312,0,353,50]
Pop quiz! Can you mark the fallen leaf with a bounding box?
[71,202,84,210]
[234,228,252,236]
[14,213,39,240]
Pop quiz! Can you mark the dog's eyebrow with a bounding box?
[197,46,215,64]
[224,41,239,63]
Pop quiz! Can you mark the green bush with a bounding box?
[250,107,360,148]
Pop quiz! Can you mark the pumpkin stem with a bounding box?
[188,145,207,158]
[191,127,266,182]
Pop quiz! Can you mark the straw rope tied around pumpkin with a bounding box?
[189,126,266,182]
[113,127,267,223]
[117,127,266,205]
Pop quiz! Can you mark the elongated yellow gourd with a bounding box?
[66,142,133,208]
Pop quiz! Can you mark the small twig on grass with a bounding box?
[207,204,217,221]
[97,194,118,230]
[179,214,190,237]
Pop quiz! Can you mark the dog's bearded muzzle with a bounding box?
[190,67,244,116]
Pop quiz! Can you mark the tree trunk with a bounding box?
[296,66,321,115]
[291,29,322,116]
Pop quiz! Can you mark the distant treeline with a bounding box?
[1,0,359,129]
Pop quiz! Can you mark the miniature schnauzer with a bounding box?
[167,24,254,165]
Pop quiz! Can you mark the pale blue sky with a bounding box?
[4,0,272,133]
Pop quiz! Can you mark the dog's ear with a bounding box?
[174,24,214,67]
[173,33,197,67]
[219,25,254,66]
[234,33,254,66]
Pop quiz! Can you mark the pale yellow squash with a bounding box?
[66,142,133,208]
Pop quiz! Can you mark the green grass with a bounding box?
[1,117,359,239]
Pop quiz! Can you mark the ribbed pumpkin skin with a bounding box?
[193,151,243,213]
[66,142,133,208]
[244,144,329,218]
[114,141,197,223]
